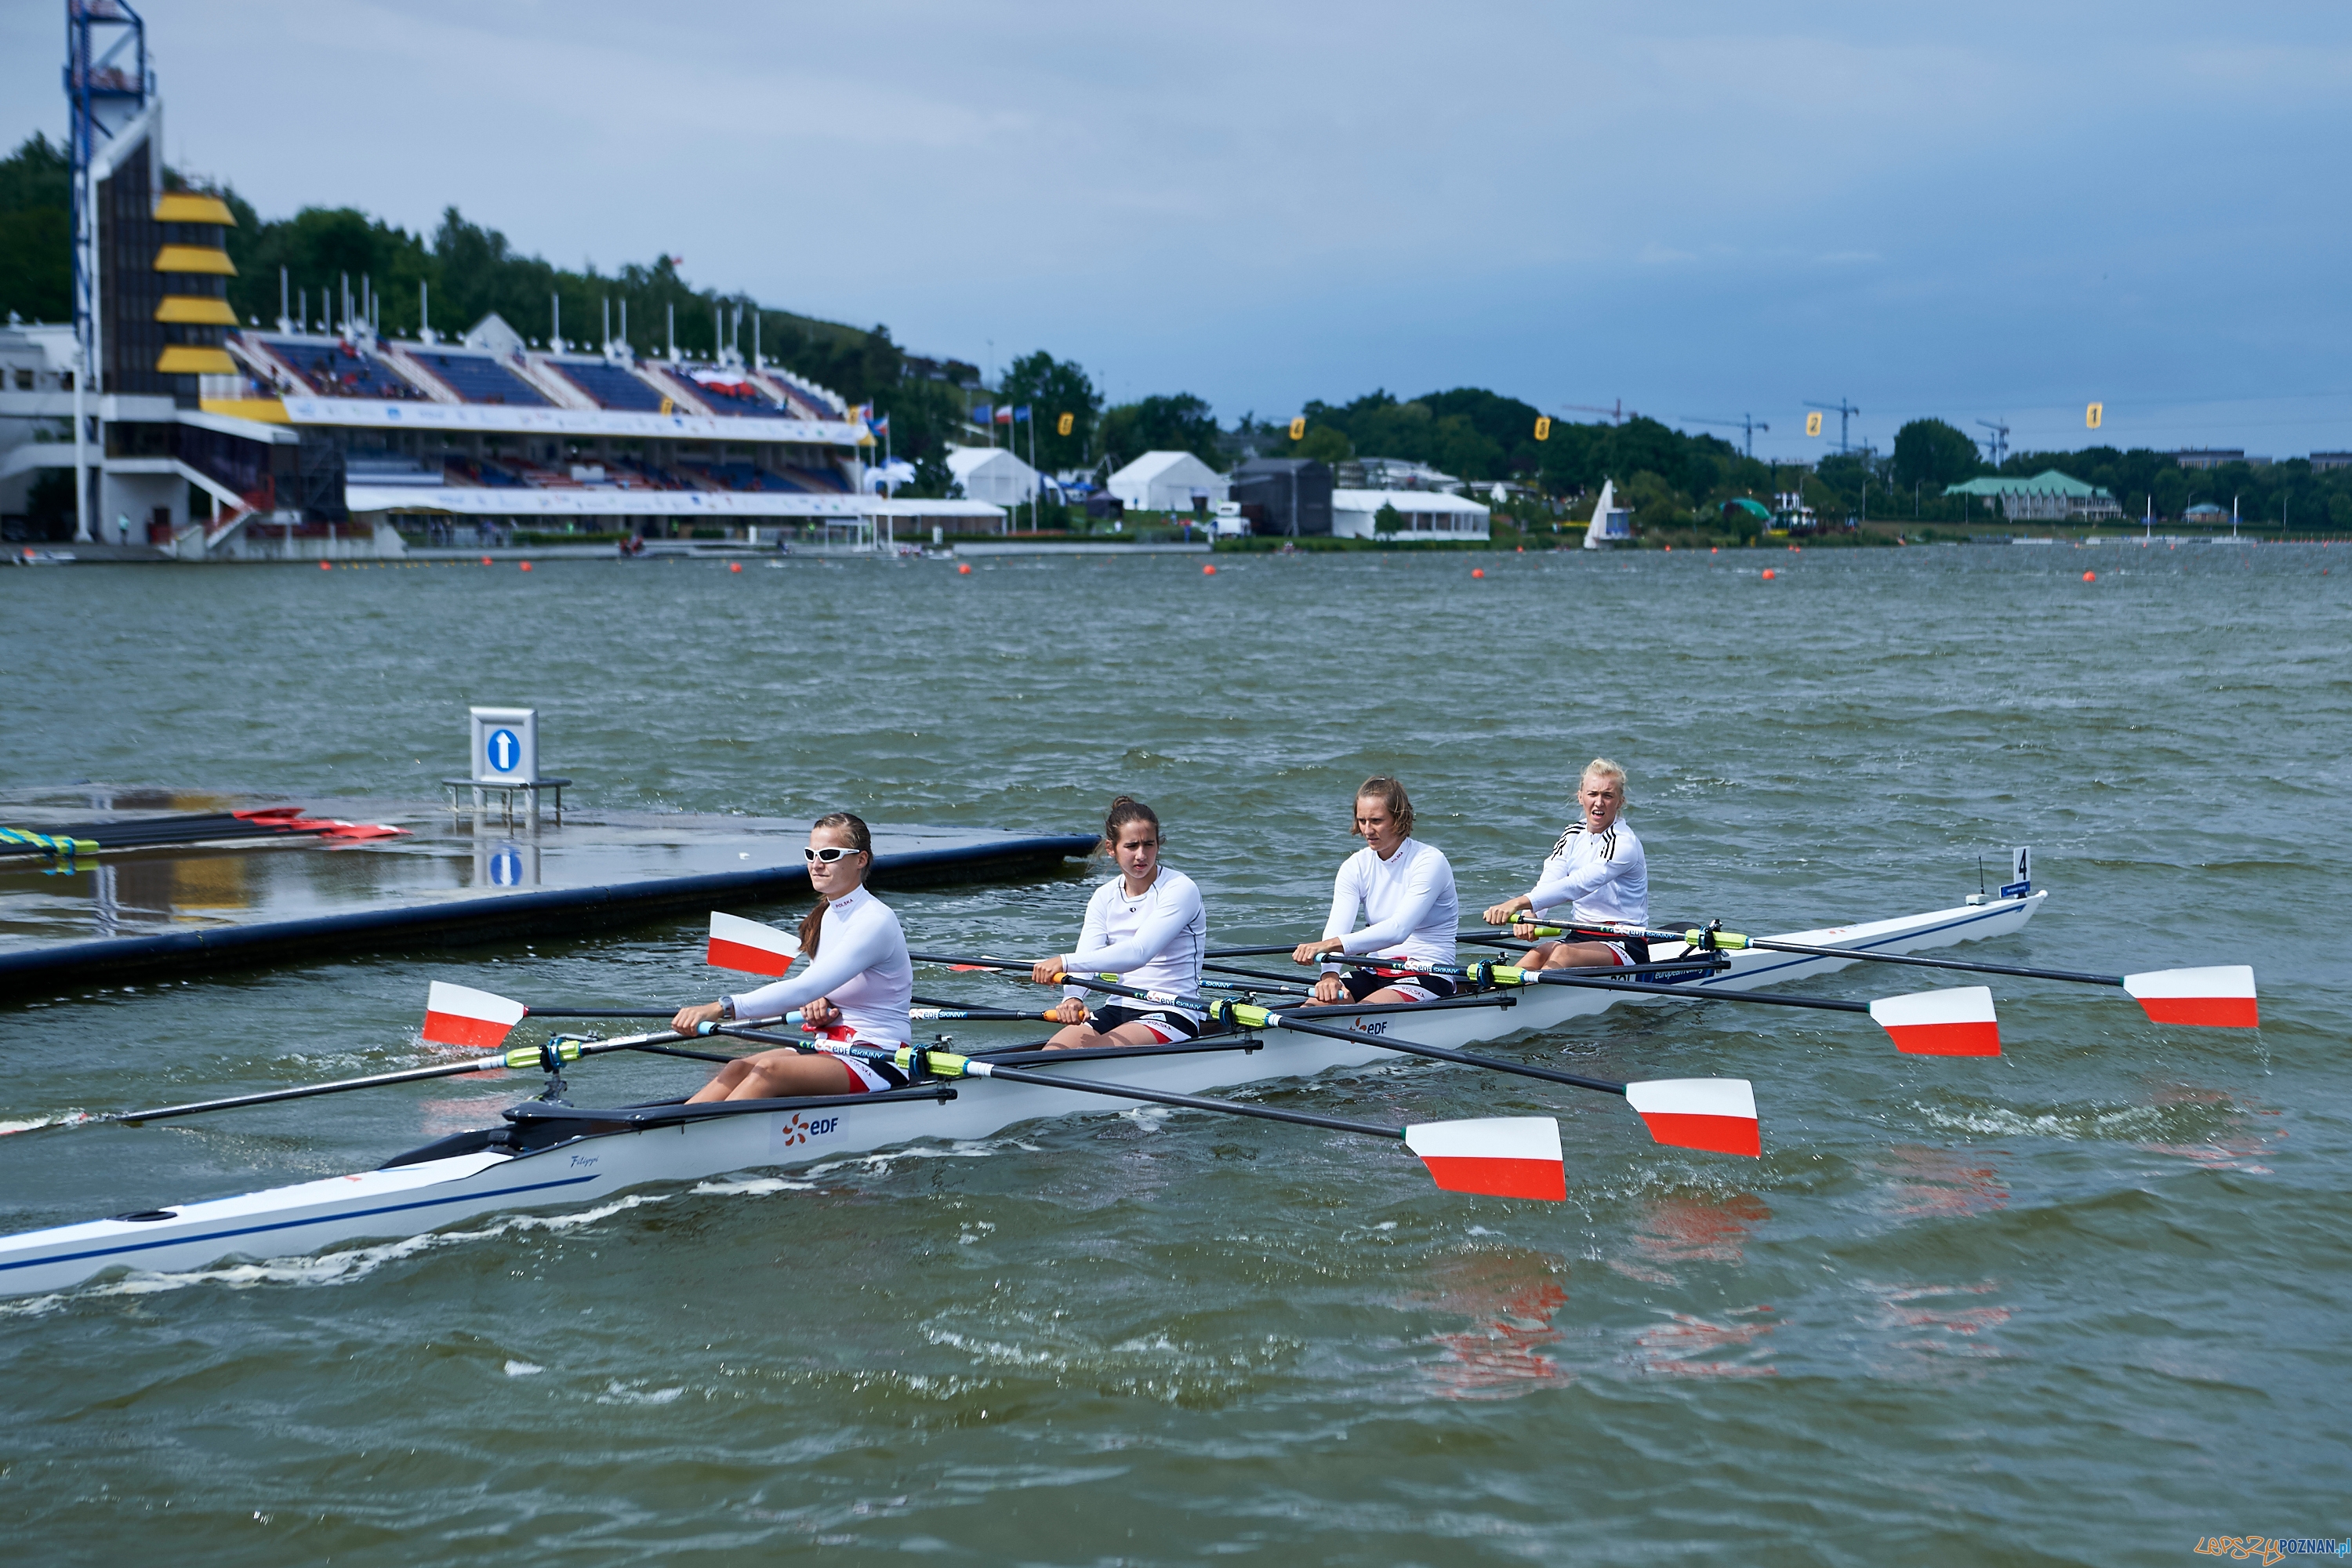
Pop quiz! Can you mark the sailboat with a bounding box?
[1583,478,1634,548]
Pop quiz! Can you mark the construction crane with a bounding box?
[1804,398,1860,455]
[1976,418,2010,467]
[1556,399,1635,426]
[1682,413,1769,458]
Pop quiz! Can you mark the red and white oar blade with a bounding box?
[1867,985,2001,1056]
[1624,1079,1761,1157]
[706,911,801,975]
[2123,965,2259,1028]
[423,981,528,1048]
[1403,1116,1566,1201]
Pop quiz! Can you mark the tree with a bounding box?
[0,133,72,323]
[1374,501,1403,535]
[1097,394,1223,472]
[1891,419,1980,491]
[1292,425,1352,465]
[996,350,1100,473]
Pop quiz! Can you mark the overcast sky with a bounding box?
[7,1,2346,459]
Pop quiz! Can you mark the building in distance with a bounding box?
[1943,470,2122,522]
[1228,458,1333,536]
[1107,451,1229,513]
[1332,488,1491,541]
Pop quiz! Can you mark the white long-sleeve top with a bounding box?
[1320,837,1458,970]
[1525,816,1648,927]
[1062,866,1207,1011]
[722,883,913,1045]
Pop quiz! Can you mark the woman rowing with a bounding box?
[1290,775,1460,1005]
[670,812,916,1099]
[1029,796,1208,1048]
[1482,758,1650,970]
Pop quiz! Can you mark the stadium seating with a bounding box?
[554,359,666,412]
[258,338,422,400]
[416,351,550,407]
[691,379,786,418]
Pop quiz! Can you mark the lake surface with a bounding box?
[2,543,2345,1565]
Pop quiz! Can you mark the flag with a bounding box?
[994,405,1014,425]
[853,403,873,423]
[707,911,803,975]
[1012,405,1031,423]
[972,403,992,425]
[871,414,889,434]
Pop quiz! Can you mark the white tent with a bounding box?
[1106,451,1229,512]
[1330,488,1491,541]
[946,446,1040,506]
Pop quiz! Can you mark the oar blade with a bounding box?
[423,981,528,1048]
[1624,1079,1762,1157]
[707,911,802,975]
[1403,1116,1566,1201]
[2122,965,2259,1028]
[1867,986,2001,1056]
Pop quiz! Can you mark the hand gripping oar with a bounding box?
[713,1030,1568,1201]
[1040,972,1761,1157]
[1509,920,2259,1029]
[1312,951,2002,1058]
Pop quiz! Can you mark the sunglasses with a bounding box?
[804,845,862,863]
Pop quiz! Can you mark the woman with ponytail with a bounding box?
[1028,796,1207,1048]
[673,812,916,1100]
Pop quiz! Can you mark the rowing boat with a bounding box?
[0,890,2042,1300]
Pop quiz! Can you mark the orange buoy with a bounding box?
[2082,570,2096,581]
[1711,546,1719,554]
[1515,546,1524,554]
[1203,563,1216,575]
[481,556,492,565]
[728,561,742,573]
[1664,544,1672,552]
[318,561,332,571]
[1762,568,1777,580]
[1472,568,1485,579]
[520,561,532,572]
[1789,543,1801,552]
[957,563,971,575]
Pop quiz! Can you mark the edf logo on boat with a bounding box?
[467,706,539,785]
[771,1112,840,1156]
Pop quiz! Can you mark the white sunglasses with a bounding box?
[804,845,861,863]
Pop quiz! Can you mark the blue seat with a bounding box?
[417,352,550,407]
[555,359,666,412]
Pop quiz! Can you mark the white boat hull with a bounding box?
[0,892,2044,1299]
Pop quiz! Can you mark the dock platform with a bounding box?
[0,790,1092,1003]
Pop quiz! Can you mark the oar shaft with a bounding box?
[1051,971,1632,1101]
[1244,1007,1629,1098]
[1520,970,1870,1013]
[1743,938,2120,988]
[974,1062,1400,1140]
[114,1022,719,1123]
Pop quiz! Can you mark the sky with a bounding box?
[7,0,2348,462]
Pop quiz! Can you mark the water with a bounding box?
[1,545,2345,1564]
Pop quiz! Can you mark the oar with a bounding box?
[1311,951,1999,1057]
[714,1029,1569,1200]
[89,1024,756,1127]
[1508,920,2259,1029]
[1044,972,1760,1156]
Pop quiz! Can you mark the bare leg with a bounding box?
[1044,1019,1174,1051]
[1519,939,1625,972]
[688,1048,864,1102]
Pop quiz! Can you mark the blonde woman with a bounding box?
[1483,759,1650,971]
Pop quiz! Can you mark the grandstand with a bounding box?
[252,336,426,400]
[411,350,550,407]
[552,358,669,412]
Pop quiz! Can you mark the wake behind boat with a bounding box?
[0,889,2054,1302]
